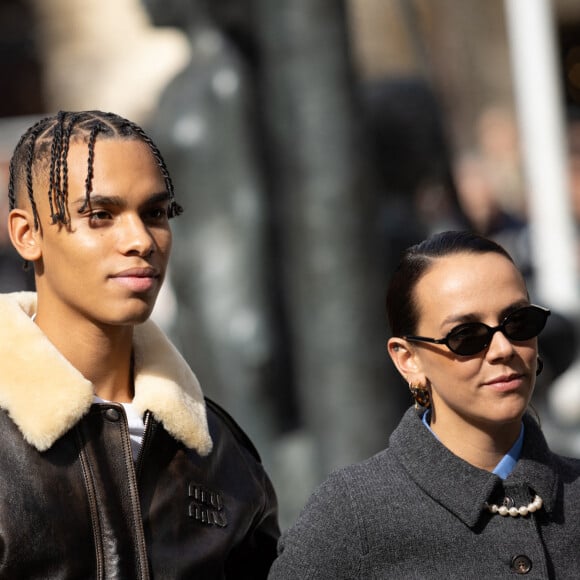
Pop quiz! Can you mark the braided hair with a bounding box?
[8,110,183,229]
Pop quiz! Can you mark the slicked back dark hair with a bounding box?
[386,230,515,338]
[8,110,183,229]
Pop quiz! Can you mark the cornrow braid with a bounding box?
[56,113,80,224]
[79,122,104,213]
[121,118,183,218]
[7,117,47,214]
[23,120,49,230]
[47,111,66,224]
[7,110,184,229]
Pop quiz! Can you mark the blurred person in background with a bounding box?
[3,110,279,578]
[453,150,531,280]
[269,230,580,579]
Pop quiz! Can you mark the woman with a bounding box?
[269,230,580,579]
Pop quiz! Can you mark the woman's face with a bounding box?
[407,251,537,437]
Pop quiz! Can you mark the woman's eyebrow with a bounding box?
[440,299,531,328]
[500,299,531,319]
[440,312,481,327]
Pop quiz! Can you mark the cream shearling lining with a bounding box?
[0,292,213,455]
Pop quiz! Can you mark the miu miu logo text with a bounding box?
[188,483,227,527]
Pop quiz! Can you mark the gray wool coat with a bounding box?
[269,407,580,579]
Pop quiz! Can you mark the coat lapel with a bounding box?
[390,408,558,527]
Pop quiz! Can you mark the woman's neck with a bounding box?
[429,409,523,472]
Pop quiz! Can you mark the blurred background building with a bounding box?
[2,0,580,527]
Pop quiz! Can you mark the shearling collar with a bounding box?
[0,292,213,455]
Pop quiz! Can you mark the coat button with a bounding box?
[105,407,121,422]
[511,555,532,574]
[502,497,515,508]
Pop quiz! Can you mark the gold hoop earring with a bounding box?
[409,382,431,409]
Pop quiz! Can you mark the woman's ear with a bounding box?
[387,337,424,385]
[8,208,42,262]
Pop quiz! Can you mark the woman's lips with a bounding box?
[484,373,524,392]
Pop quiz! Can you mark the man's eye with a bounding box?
[146,207,168,220]
[88,210,112,222]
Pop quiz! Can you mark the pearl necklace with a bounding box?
[485,494,543,517]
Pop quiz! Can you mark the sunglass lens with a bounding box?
[447,324,490,355]
[505,307,548,341]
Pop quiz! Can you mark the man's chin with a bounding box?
[103,304,156,327]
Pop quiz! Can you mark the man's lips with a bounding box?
[109,267,160,292]
[110,267,160,279]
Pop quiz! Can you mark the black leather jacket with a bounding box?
[0,292,279,579]
[0,399,279,579]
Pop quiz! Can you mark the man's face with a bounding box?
[32,137,172,328]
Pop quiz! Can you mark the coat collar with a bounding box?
[0,292,213,455]
[390,407,559,527]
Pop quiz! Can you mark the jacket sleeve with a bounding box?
[205,398,281,578]
[268,470,364,579]
[225,466,280,579]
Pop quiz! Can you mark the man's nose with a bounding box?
[119,215,155,256]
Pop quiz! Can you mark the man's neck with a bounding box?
[34,309,135,403]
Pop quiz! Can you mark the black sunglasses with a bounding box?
[404,304,551,356]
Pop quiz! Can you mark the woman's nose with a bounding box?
[486,327,516,360]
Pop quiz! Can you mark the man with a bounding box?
[2,110,279,578]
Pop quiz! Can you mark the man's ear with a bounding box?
[387,337,425,385]
[8,208,42,262]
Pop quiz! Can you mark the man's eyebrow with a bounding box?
[144,192,171,205]
[72,192,170,212]
[72,194,126,211]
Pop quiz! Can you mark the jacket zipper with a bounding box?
[118,404,151,580]
[136,410,154,480]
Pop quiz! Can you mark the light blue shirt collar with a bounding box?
[421,409,524,480]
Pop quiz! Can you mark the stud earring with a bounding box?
[536,357,544,377]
